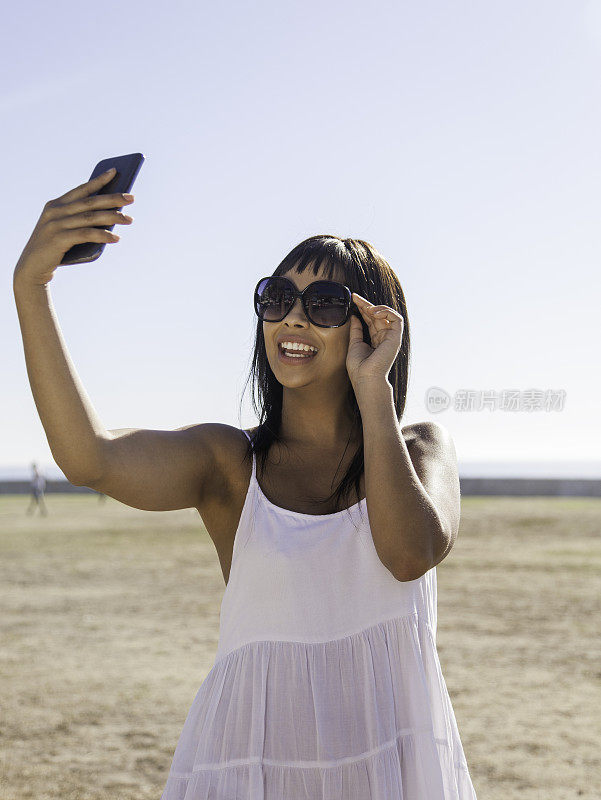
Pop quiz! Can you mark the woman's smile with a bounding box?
[277,342,319,365]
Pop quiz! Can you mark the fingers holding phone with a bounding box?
[13,169,135,288]
[49,168,135,244]
[13,152,144,288]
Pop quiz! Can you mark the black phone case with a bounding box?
[60,152,145,266]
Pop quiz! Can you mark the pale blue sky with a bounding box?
[2,1,600,480]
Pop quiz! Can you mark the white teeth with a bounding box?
[279,341,317,359]
[279,341,318,353]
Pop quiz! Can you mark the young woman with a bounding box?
[14,169,478,799]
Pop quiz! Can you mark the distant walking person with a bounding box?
[26,461,48,516]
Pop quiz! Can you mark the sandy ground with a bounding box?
[0,493,599,800]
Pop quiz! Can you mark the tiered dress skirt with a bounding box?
[160,612,477,800]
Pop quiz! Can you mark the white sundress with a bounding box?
[159,430,478,799]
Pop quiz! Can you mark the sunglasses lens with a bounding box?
[306,281,348,326]
[255,278,348,326]
[255,278,293,321]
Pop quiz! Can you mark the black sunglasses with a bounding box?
[254,276,362,329]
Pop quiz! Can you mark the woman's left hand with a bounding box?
[346,292,404,392]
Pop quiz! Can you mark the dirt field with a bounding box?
[0,493,599,799]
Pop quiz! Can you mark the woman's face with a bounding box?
[262,267,356,388]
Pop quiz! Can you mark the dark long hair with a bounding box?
[237,235,411,527]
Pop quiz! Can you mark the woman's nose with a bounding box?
[285,296,310,323]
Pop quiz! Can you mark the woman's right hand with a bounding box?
[13,168,135,288]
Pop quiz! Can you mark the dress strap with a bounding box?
[242,430,257,485]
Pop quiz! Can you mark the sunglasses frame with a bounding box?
[254,276,361,329]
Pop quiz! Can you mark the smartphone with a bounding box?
[60,152,145,265]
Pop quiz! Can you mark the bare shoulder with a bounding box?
[197,423,257,502]
[402,420,455,450]
[198,423,255,471]
[401,420,459,479]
